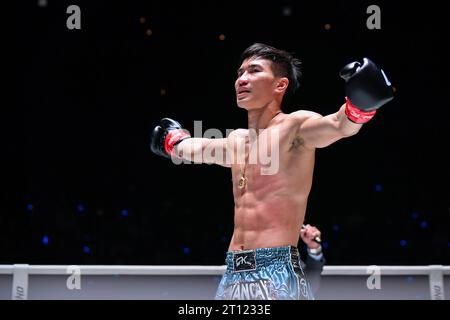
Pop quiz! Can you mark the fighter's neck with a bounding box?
[247,104,283,131]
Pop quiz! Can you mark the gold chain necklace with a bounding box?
[238,133,251,189]
[237,111,282,189]
[238,162,247,189]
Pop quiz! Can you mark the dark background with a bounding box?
[6,0,449,265]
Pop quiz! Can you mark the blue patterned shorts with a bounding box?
[215,246,314,300]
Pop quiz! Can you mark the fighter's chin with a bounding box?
[236,98,253,110]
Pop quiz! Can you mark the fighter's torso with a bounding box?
[228,113,316,251]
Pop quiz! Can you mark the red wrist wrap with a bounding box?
[164,129,190,155]
[345,97,377,124]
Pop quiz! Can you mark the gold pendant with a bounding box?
[238,176,246,189]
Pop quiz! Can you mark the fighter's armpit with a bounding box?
[288,134,305,152]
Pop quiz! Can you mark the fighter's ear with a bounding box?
[275,77,289,94]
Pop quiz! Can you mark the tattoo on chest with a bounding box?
[289,135,304,152]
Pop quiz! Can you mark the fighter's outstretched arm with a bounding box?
[150,117,232,167]
[295,57,394,149]
[292,106,362,149]
[174,137,231,167]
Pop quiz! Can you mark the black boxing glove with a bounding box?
[340,57,394,124]
[150,118,191,158]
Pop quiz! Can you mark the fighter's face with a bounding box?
[235,57,285,110]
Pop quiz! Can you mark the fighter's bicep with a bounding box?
[295,112,342,149]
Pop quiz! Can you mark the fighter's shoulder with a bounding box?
[226,128,248,139]
[288,110,323,123]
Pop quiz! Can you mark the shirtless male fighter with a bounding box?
[150,43,394,300]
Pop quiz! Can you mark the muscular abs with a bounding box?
[228,120,316,251]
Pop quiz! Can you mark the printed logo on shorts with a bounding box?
[233,251,256,271]
[224,279,273,300]
[300,278,310,299]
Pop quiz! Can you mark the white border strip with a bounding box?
[1,265,449,276]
